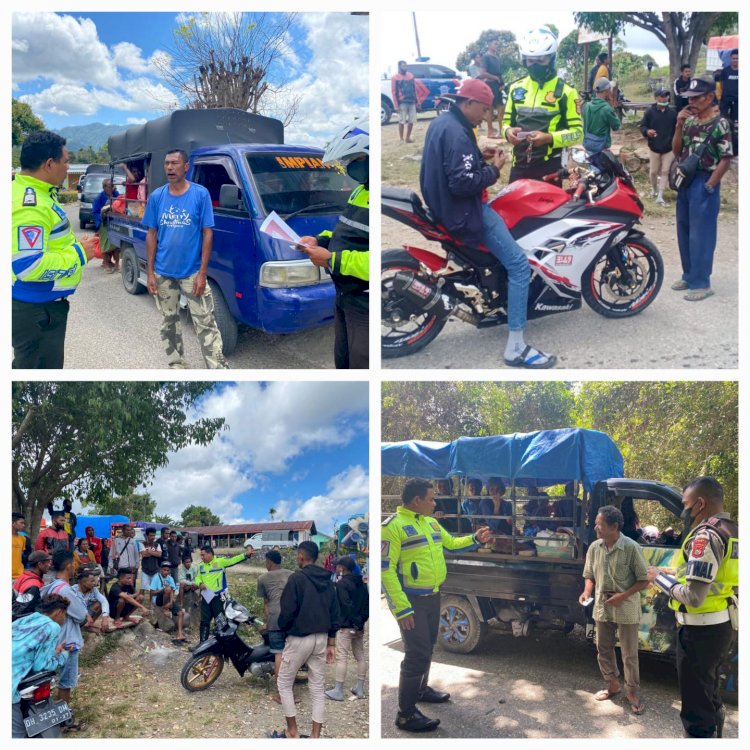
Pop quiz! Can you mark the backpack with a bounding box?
[12,587,39,621]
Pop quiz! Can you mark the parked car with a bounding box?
[381,61,461,125]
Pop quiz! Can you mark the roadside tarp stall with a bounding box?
[381,427,624,491]
[75,514,128,540]
[107,108,285,193]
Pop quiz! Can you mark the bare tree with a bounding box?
[154,12,301,126]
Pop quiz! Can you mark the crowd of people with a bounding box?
[12,511,369,738]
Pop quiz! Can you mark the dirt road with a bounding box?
[379,600,737,738]
[380,118,738,370]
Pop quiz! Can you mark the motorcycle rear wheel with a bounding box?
[180,653,225,691]
[381,251,447,359]
[581,235,663,317]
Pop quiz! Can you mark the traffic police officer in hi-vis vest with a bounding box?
[647,476,738,738]
[382,478,492,732]
[503,26,583,183]
[298,117,369,369]
[12,131,96,368]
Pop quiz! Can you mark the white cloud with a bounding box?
[20,84,101,117]
[12,13,118,87]
[126,117,148,125]
[112,41,166,75]
[145,382,368,524]
[280,13,369,147]
[292,465,370,528]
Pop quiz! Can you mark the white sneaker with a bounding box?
[650,190,658,199]
[656,196,667,206]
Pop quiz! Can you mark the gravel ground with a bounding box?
[379,599,738,738]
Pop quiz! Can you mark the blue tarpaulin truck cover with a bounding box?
[75,515,128,539]
[381,428,624,492]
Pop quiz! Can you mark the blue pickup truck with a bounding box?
[105,108,355,354]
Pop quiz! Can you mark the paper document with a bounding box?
[260,211,301,244]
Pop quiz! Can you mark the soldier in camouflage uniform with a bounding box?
[143,148,228,369]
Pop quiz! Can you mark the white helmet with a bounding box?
[322,116,369,165]
[519,26,559,58]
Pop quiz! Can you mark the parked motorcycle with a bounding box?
[18,669,72,738]
[180,596,275,691]
[381,148,663,358]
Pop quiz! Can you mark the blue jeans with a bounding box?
[676,171,721,289]
[481,204,530,331]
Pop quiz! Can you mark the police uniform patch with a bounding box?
[18,226,44,250]
[544,91,558,105]
[402,525,417,537]
[51,203,67,221]
[430,521,441,532]
[686,530,719,583]
[23,187,37,206]
[692,537,708,558]
[512,87,527,102]
[575,98,582,115]
[381,541,390,558]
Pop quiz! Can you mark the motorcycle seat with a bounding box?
[18,670,57,691]
[381,186,436,225]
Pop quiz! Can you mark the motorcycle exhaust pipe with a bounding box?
[392,271,478,324]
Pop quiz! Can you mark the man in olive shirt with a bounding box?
[579,505,650,714]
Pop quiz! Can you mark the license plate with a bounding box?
[23,701,72,737]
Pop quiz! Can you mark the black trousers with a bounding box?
[199,595,225,640]
[12,298,69,369]
[676,620,734,737]
[334,301,369,369]
[509,156,563,184]
[398,593,440,716]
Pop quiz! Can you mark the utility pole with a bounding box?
[412,12,422,59]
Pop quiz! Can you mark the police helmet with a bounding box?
[322,117,369,165]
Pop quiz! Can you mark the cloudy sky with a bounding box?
[379,11,671,78]
[12,11,368,147]
[134,381,368,534]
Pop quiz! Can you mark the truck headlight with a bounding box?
[259,260,332,288]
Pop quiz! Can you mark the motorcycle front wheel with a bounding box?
[381,250,447,359]
[581,235,663,317]
[180,653,225,691]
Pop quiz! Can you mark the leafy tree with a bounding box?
[557,30,605,87]
[455,29,524,82]
[12,382,225,539]
[153,12,301,125]
[268,507,278,521]
[12,99,45,147]
[180,505,222,528]
[575,13,722,95]
[153,514,177,526]
[85,491,157,521]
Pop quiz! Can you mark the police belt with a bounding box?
[675,609,730,626]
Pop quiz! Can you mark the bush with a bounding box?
[58,190,78,204]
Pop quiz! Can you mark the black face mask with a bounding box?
[527,63,554,84]
[347,157,369,184]
[680,501,702,522]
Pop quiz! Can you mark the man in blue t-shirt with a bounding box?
[142,149,228,369]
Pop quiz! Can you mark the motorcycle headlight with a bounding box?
[259,260,331,288]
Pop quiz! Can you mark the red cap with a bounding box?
[454,78,494,108]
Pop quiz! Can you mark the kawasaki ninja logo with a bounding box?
[535,302,574,311]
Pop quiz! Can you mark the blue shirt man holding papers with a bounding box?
[142,148,228,369]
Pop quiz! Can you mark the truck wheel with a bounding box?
[381,97,394,126]
[438,595,487,654]
[207,280,238,356]
[121,245,146,295]
[79,218,88,231]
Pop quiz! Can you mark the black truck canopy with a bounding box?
[108,108,284,192]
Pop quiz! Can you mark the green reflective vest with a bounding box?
[669,516,738,615]
[502,75,583,166]
[381,505,479,620]
[194,553,248,593]
[12,174,87,303]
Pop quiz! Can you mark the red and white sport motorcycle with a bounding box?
[381,149,663,358]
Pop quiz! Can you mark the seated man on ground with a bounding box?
[107,568,149,626]
[73,565,111,632]
[151,561,186,643]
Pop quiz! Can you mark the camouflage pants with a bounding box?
[154,273,229,369]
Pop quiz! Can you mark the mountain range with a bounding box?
[54,122,131,154]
